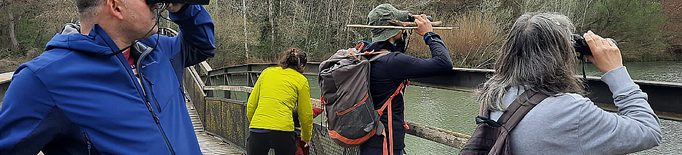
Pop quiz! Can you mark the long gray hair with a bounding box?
[479,12,584,111]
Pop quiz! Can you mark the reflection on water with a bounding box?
[215,61,680,154]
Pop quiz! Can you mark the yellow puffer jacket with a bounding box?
[247,67,313,141]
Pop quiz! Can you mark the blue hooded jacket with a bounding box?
[0,5,215,155]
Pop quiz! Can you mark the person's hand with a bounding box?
[413,14,433,36]
[583,30,623,74]
[304,140,310,147]
[166,3,185,13]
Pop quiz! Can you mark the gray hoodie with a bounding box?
[490,66,662,154]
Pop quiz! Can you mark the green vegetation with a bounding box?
[1,0,681,72]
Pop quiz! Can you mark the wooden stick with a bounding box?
[389,19,443,27]
[346,24,459,30]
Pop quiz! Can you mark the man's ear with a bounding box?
[106,0,125,20]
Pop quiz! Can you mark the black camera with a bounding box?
[571,34,617,56]
[146,0,210,5]
[407,13,433,22]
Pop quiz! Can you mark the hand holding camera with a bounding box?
[582,31,623,74]
[412,14,433,36]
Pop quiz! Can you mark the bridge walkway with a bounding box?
[186,96,245,155]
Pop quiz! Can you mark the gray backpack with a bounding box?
[318,43,392,147]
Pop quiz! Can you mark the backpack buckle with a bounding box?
[475,116,502,127]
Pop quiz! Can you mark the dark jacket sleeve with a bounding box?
[387,33,453,79]
[0,67,57,154]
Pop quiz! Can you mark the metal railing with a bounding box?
[183,62,471,154]
[0,72,12,104]
[184,60,682,154]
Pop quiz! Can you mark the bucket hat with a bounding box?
[368,4,411,42]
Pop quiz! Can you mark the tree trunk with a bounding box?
[9,9,19,47]
[242,0,249,59]
[345,0,355,45]
[268,0,275,53]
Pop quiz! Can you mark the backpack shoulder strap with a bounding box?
[488,90,548,154]
[498,90,549,130]
[367,52,390,62]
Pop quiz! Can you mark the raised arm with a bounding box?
[387,33,453,79]
[578,31,661,154]
[169,5,216,66]
[144,4,215,65]
[387,15,452,79]
[578,67,661,154]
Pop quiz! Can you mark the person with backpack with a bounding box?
[357,4,454,155]
[246,48,314,155]
[464,12,661,154]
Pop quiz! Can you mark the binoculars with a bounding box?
[572,34,617,56]
[146,0,210,5]
[407,13,433,22]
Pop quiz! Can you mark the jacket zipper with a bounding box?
[139,75,176,155]
[133,46,176,155]
[143,76,163,113]
[83,132,92,155]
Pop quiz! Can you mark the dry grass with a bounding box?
[406,11,506,68]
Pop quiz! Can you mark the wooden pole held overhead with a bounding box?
[346,24,459,30]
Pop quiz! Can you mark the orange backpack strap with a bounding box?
[382,130,389,155]
[402,80,410,130]
[377,81,406,116]
[376,80,408,155]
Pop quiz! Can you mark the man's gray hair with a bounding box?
[478,12,584,111]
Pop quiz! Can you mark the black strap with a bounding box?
[476,90,549,127]
[498,90,548,130]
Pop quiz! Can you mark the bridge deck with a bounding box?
[186,97,244,154]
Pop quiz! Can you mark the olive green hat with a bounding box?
[368,4,410,42]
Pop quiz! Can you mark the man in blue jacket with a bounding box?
[358,4,453,155]
[0,0,215,154]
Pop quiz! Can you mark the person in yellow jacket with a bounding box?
[247,48,313,155]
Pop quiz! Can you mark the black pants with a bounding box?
[247,130,297,155]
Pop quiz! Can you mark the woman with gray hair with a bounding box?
[477,12,661,154]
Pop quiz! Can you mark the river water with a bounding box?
[223,61,682,154]
[401,61,682,154]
